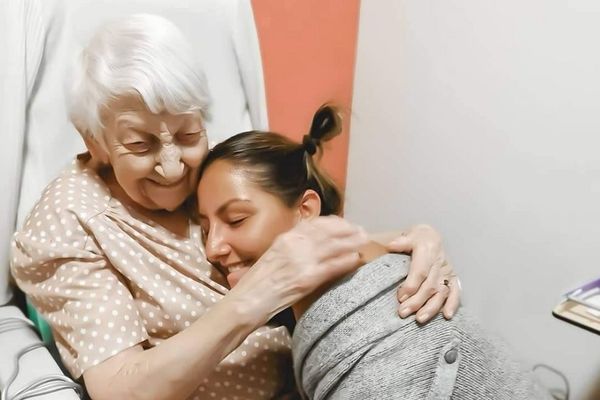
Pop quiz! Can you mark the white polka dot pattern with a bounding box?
[10,157,297,399]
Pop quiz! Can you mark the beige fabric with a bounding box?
[10,156,295,399]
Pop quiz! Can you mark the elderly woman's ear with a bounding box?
[84,135,110,165]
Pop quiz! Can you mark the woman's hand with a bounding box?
[227,216,368,325]
[387,224,461,323]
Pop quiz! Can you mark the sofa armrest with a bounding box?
[0,305,81,400]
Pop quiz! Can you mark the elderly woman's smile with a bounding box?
[92,95,208,211]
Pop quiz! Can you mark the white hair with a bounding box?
[68,14,211,139]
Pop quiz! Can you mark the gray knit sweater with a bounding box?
[292,254,553,400]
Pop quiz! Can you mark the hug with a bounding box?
[7,12,554,400]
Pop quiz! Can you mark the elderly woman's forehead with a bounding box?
[105,94,149,113]
[102,94,201,121]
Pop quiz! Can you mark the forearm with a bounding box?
[87,216,369,399]
[86,295,261,400]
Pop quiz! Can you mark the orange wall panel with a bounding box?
[251,0,360,193]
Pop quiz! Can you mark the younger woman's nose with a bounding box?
[205,228,231,264]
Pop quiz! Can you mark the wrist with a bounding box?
[221,289,272,329]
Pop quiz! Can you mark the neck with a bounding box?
[291,240,389,319]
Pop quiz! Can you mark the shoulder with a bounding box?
[11,158,112,267]
[20,157,112,233]
[357,253,411,284]
[295,253,411,339]
[41,157,112,218]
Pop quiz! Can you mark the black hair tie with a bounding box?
[302,135,318,156]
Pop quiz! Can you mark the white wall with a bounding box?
[347,1,600,398]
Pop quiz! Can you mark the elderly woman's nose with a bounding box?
[154,143,184,180]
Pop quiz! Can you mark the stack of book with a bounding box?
[553,278,600,335]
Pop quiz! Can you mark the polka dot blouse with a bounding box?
[10,156,297,399]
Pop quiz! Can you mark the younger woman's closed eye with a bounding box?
[227,216,248,227]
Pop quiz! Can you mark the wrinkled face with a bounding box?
[197,160,299,287]
[97,96,208,211]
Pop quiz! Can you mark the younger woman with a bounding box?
[197,106,553,400]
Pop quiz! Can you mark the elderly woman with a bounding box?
[11,14,460,400]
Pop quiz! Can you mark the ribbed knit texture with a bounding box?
[293,254,553,400]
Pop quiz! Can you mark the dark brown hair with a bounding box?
[200,105,343,216]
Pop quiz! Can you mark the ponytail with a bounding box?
[201,104,345,216]
[302,105,343,216]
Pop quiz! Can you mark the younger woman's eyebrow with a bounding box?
[216,199,252,215]
[197,199,252,219]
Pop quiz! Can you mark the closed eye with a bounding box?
[177,129,206,144]
[228,217,247,227]
[125,141,152,153]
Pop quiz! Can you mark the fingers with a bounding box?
[294,216,368,263]
[415,282,451,323]
[396,245,435,302]
[309,215,365,239]
[398,263,461,322]
[392,225,444,303]
[307,218,366,280]
[230,216,368,324]
[397,254,443,318]
[315,234,367,262]
[397,257,456,316]
[442,276,461,319]
[387,224,442,254]
[260,216,367,291]
[391,223,464,322]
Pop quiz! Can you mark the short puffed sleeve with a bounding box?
[10,175,148,378]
